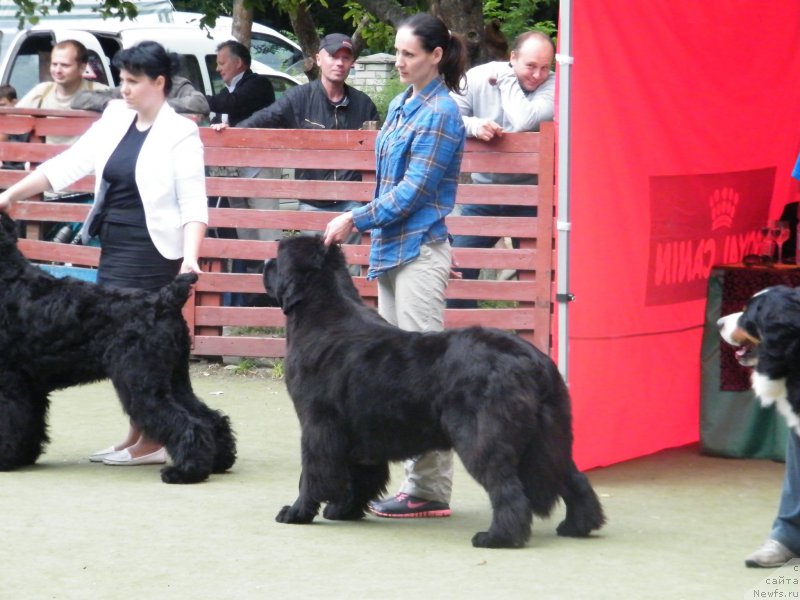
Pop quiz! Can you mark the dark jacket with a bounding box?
[206,69,275,126]
[237,80,379,206]
[71,76,210,116]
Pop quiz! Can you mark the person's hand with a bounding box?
[0,191,13,213]
[323,212,355,246]
[180,259,203,274]
[474,119,503,142]
[449,253,463,279]
[210,122,229,132]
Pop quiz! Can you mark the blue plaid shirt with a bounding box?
[351,77,465,279]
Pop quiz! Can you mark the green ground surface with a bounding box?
[0,364,791,599]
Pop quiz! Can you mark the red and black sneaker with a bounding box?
[368,493,451,518]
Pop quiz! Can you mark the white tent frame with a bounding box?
[555,0,574,381]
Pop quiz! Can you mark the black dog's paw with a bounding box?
[556,518,597,538]
[471,531,523,549]
[160,465,209,484]
[556,520,580,537]
[275,504,315,524]
[323,503,366,521]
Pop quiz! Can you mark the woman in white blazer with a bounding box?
[0,41,208,467]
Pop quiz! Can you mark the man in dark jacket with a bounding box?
[213,33,379,215]
[207,40,275,125]
[208,40,279,305]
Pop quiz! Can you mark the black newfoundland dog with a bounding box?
[263,236,605,548]
[0,213,236,483]
[718,285,800,435]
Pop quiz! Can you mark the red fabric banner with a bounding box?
[566,1,800,468]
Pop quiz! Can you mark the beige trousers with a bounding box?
[377,240,454,503]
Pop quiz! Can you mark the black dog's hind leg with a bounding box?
[0,382,49,470]
[556,461,606,537]
[171,364,237,474]
[471,476,532,548]
[114,374,217,484]
[457,440,533,548]
[323,462,390,521]
[208,408,236,473]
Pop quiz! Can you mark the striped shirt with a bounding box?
[351,77,465,279]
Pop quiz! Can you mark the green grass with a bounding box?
[271,359,285,380]
[478,300,518,309]
[233,358,259,375]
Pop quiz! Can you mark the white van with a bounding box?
[0,21,301,102]
[174,11,305,78]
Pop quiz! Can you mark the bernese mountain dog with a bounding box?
[717,285,800,435]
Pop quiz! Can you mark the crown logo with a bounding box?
[709,186,739,231]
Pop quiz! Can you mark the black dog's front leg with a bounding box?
[275,468,320,524]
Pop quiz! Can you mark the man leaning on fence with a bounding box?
[207,40,280,244]
[447,30,555,309]
[212,33,379,235]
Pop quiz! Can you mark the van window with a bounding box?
[267,75,296,99]
[174,54,204,95]
[250,33,304,75]
[205,54,297,100]
[206,54,224,96]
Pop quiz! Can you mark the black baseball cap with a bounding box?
[319,33,354,55]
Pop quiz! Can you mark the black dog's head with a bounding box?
[718,286,800,374]
[263,236,352,314]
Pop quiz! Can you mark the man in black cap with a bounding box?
[212,33,379,218]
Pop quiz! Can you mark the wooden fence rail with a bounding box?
[0,107,555,358]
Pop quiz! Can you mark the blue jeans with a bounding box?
[448,203,537,309]
[771,431,800,554]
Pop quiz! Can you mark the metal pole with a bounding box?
[555,0,574,382]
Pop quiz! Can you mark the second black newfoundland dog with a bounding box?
[263,236,605,548]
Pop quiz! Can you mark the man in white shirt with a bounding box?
[207,40,279,305]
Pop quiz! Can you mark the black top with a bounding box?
[102,119,150,227]
[206,69,276,126]
[237,80,380,206]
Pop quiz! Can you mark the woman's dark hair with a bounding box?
[399,12,467,93]
[112,41,178,95]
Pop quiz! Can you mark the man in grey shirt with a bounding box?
[447,30,555,309]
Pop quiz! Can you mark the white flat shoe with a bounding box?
[89,446,120,463]
[102,447,168,466]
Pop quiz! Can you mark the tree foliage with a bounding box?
[10,0,558,67]
[10,0,140,26]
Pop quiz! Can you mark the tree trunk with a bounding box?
[288,1,321,80]
[231,0,254,47]
[358,0,490,67]
[431,0,487,66]
[357,0,408,27]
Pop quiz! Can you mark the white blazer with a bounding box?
[39,100,208,259]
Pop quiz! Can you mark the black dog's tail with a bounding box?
[158,273,198,310]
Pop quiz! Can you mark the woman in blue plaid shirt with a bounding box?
[324,12,467,518]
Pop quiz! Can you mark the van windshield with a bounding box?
[250,32,304,76]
